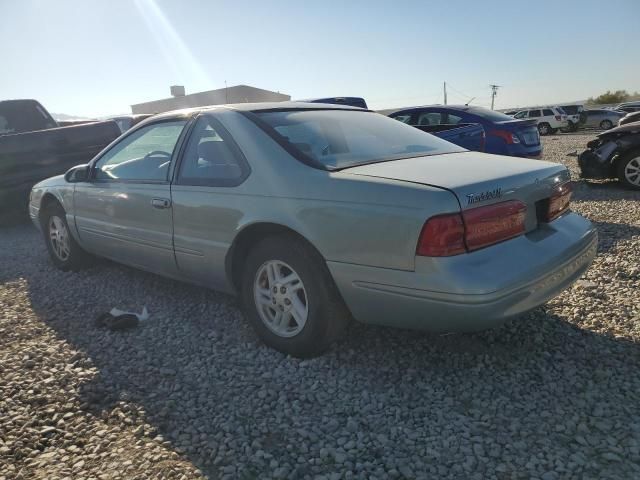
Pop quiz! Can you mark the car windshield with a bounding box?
[254,109,464,170]
[466,107,514,122]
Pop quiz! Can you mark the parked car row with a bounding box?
[506,103,630,134]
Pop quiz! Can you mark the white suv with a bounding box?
[514,107,568,135]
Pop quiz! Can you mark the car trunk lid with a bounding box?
[341,151,570,233]
[494,119,540,146]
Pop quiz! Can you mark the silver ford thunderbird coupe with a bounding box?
[30,103,597,357]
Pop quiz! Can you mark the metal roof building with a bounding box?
[131,84,290,114]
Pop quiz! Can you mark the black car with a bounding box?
[578,121,640,189]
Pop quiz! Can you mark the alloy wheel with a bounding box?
[624,156,640,187]
[49,215,70,261]
[253,260,308,338]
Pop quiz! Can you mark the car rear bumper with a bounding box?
[328,212,597,331]
[505,144,542,158]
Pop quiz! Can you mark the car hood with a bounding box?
[340,151,569,212]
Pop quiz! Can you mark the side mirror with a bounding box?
[64,164,89,183]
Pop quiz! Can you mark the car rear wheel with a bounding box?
[617,151,640,190]
[41,202,90,271]
[538,123,551,135]
[600,119,613,130]
[241,234,349,357]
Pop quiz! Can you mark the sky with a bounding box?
[1,0,638,118]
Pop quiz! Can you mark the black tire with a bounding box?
[549,128,559,135]
[616,150,640,190]
[600,119,613,130]
[240,234,349,358]
[538,123,551,136]
[41,202,90,271]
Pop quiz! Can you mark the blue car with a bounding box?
[389,105,542,158]
[299,97,368,109]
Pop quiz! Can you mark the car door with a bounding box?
[170,113,251,291]
[527,109,542,123]
[585,111,599,127]
[73,118,189,275]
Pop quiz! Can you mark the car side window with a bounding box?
[543,109,554,116]
[392,114,412,124]
[416,112,442,126]
[93,120,187,181]
[443,114,463,124]
[176,114,249,187]
[514,111,527,119]
[528,110,542,118]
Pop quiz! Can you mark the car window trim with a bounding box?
[172,112,251,188]
[88,116,193,184]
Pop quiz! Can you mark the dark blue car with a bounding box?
[300,97,368,109]
[389,105,542,158]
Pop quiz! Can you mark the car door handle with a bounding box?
[151,198,171,209]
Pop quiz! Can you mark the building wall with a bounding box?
[131,85,290,114]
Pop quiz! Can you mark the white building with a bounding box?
[131,84,290,114]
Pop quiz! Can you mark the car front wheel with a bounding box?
[41,202,89,270]
[241,234,348,357]
[617,151,640,190]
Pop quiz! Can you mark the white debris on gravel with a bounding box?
[1,133,639,480]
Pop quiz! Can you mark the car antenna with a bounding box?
[465,97,476,106]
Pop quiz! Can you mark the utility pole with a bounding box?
[443,82,447,105]
[490,84,501,110]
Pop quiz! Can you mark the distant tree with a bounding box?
[587,90,632,104]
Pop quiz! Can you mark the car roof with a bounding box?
[149,101,368,121]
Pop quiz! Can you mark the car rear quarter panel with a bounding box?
[201,111,462,274]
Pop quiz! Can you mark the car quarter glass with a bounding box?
[176,114,249,187]
[93,120,187,181]
[253,109,465,170]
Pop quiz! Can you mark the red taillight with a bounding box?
[490,129,515,144]
[545,182,572,222]
[417,200,527,256]
[555,115,561,121]
[416,213,466,256]
[463,200,527,251]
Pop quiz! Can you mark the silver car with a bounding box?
[29,103,597,357]
[584,109,625,130]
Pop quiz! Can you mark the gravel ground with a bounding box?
[1,133,639,480]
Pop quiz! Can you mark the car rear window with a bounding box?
[253,109,464,170]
